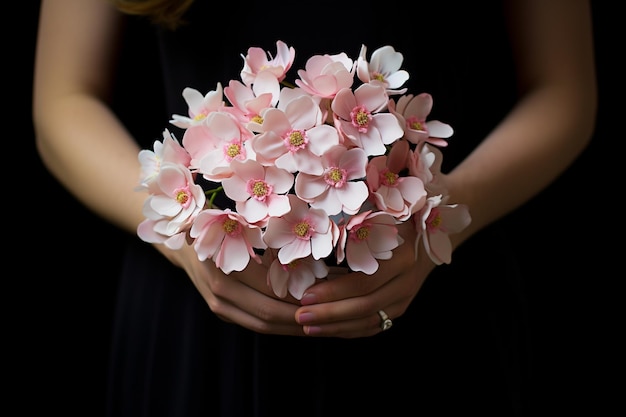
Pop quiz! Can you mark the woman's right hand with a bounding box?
[154,242,308,336]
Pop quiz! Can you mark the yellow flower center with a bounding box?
[252,181,268,197]
[355,226,370,240]
[226,143,241,158]
[410,120,425,131]
[294,222,310,237]
[223,218,239,234]
[176,190,189,204]
[384,171,397,185]
[193,111,208,122]
[430,214,442,228]
[289,131,304,147]
[328,168,343,183]
[356,109,369,126]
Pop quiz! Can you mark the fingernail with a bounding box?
[298,312,315,324]
[305,326,321,336]
[300,293,317,305]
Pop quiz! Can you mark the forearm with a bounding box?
[444,0,597,249]
[33,0,145,235]
[35,94,146,235]
[447,81,596,248]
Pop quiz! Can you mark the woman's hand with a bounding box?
[294,222,437,338]
[156,219,435,339]
[155,242,307,336]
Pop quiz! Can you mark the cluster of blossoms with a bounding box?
[136,41,471,299]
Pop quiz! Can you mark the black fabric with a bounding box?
[106,1,532,416]
[107,228,531,416]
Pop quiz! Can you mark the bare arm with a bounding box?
[448,0,597,244]
[33,0,307,336]
[295,0,598,337]
[34,0,597,338]
[33,0,145,234]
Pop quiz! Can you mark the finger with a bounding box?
[302,231,418,304]
[301,306,404,338]
[200,276,306,336]
[303,313,381,338]
[294,265,424,337]
[301,251,414,304]
[295,279,406,327]
[301,271,380,305]
[207,257,302,305]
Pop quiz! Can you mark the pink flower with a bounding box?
[262,194,339,265]
[137,216,189,250]
[366,139,427,221]
[188,112,254,181]
[136,40,473,293]
[295,52,355,99]
[221,159,294,224]
[356,44,409,95]
[190,208,266,274]
[240,40,295,86]
[406,142,435,184]
[331,83,404,156]
[277,86,328,123]
[267,254,329,300]
[137,129,190,193]
[407,143,448,197]
[223,73,280,132]
[252,95,340,174]
[170,84,227,129]
[413,195,471,265]
[388,93,453,147]
[294,145,369,216]
[136,162,206,249]
[336,210,404,274]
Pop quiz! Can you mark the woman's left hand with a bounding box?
[294,221,436,338]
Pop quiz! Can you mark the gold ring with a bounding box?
[378,310,393,331]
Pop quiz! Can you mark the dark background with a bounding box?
[15,1,620,415]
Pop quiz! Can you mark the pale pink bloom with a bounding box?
[240,40,295,86]
[137,129,190,193]
[223,72,281,132]
[189,112,254,181]
[276,86,329,124]
[366,139,427,221]
[136,162,206,249]
[295,145,369,216]
[276,86,321,109]
[388,93,453,147]
[137,145,162,192]
[252,95,340,174]
[137,215,189,250]
[336,210,404,275]
[331,83,404,156]
[267,255,329,299]
[413,195,471,265]
[356,44,409,95]
[190,208,266,274]
[181,111,229,170]
[407,143,448,196]
[221,159,294,224]
[262,194,338,265]
[295,52,355,99]
[170,84,227,129]
[406,142,435,185]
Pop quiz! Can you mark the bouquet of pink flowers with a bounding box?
[136,40,471,299]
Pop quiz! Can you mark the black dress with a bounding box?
[106,1,532,416]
